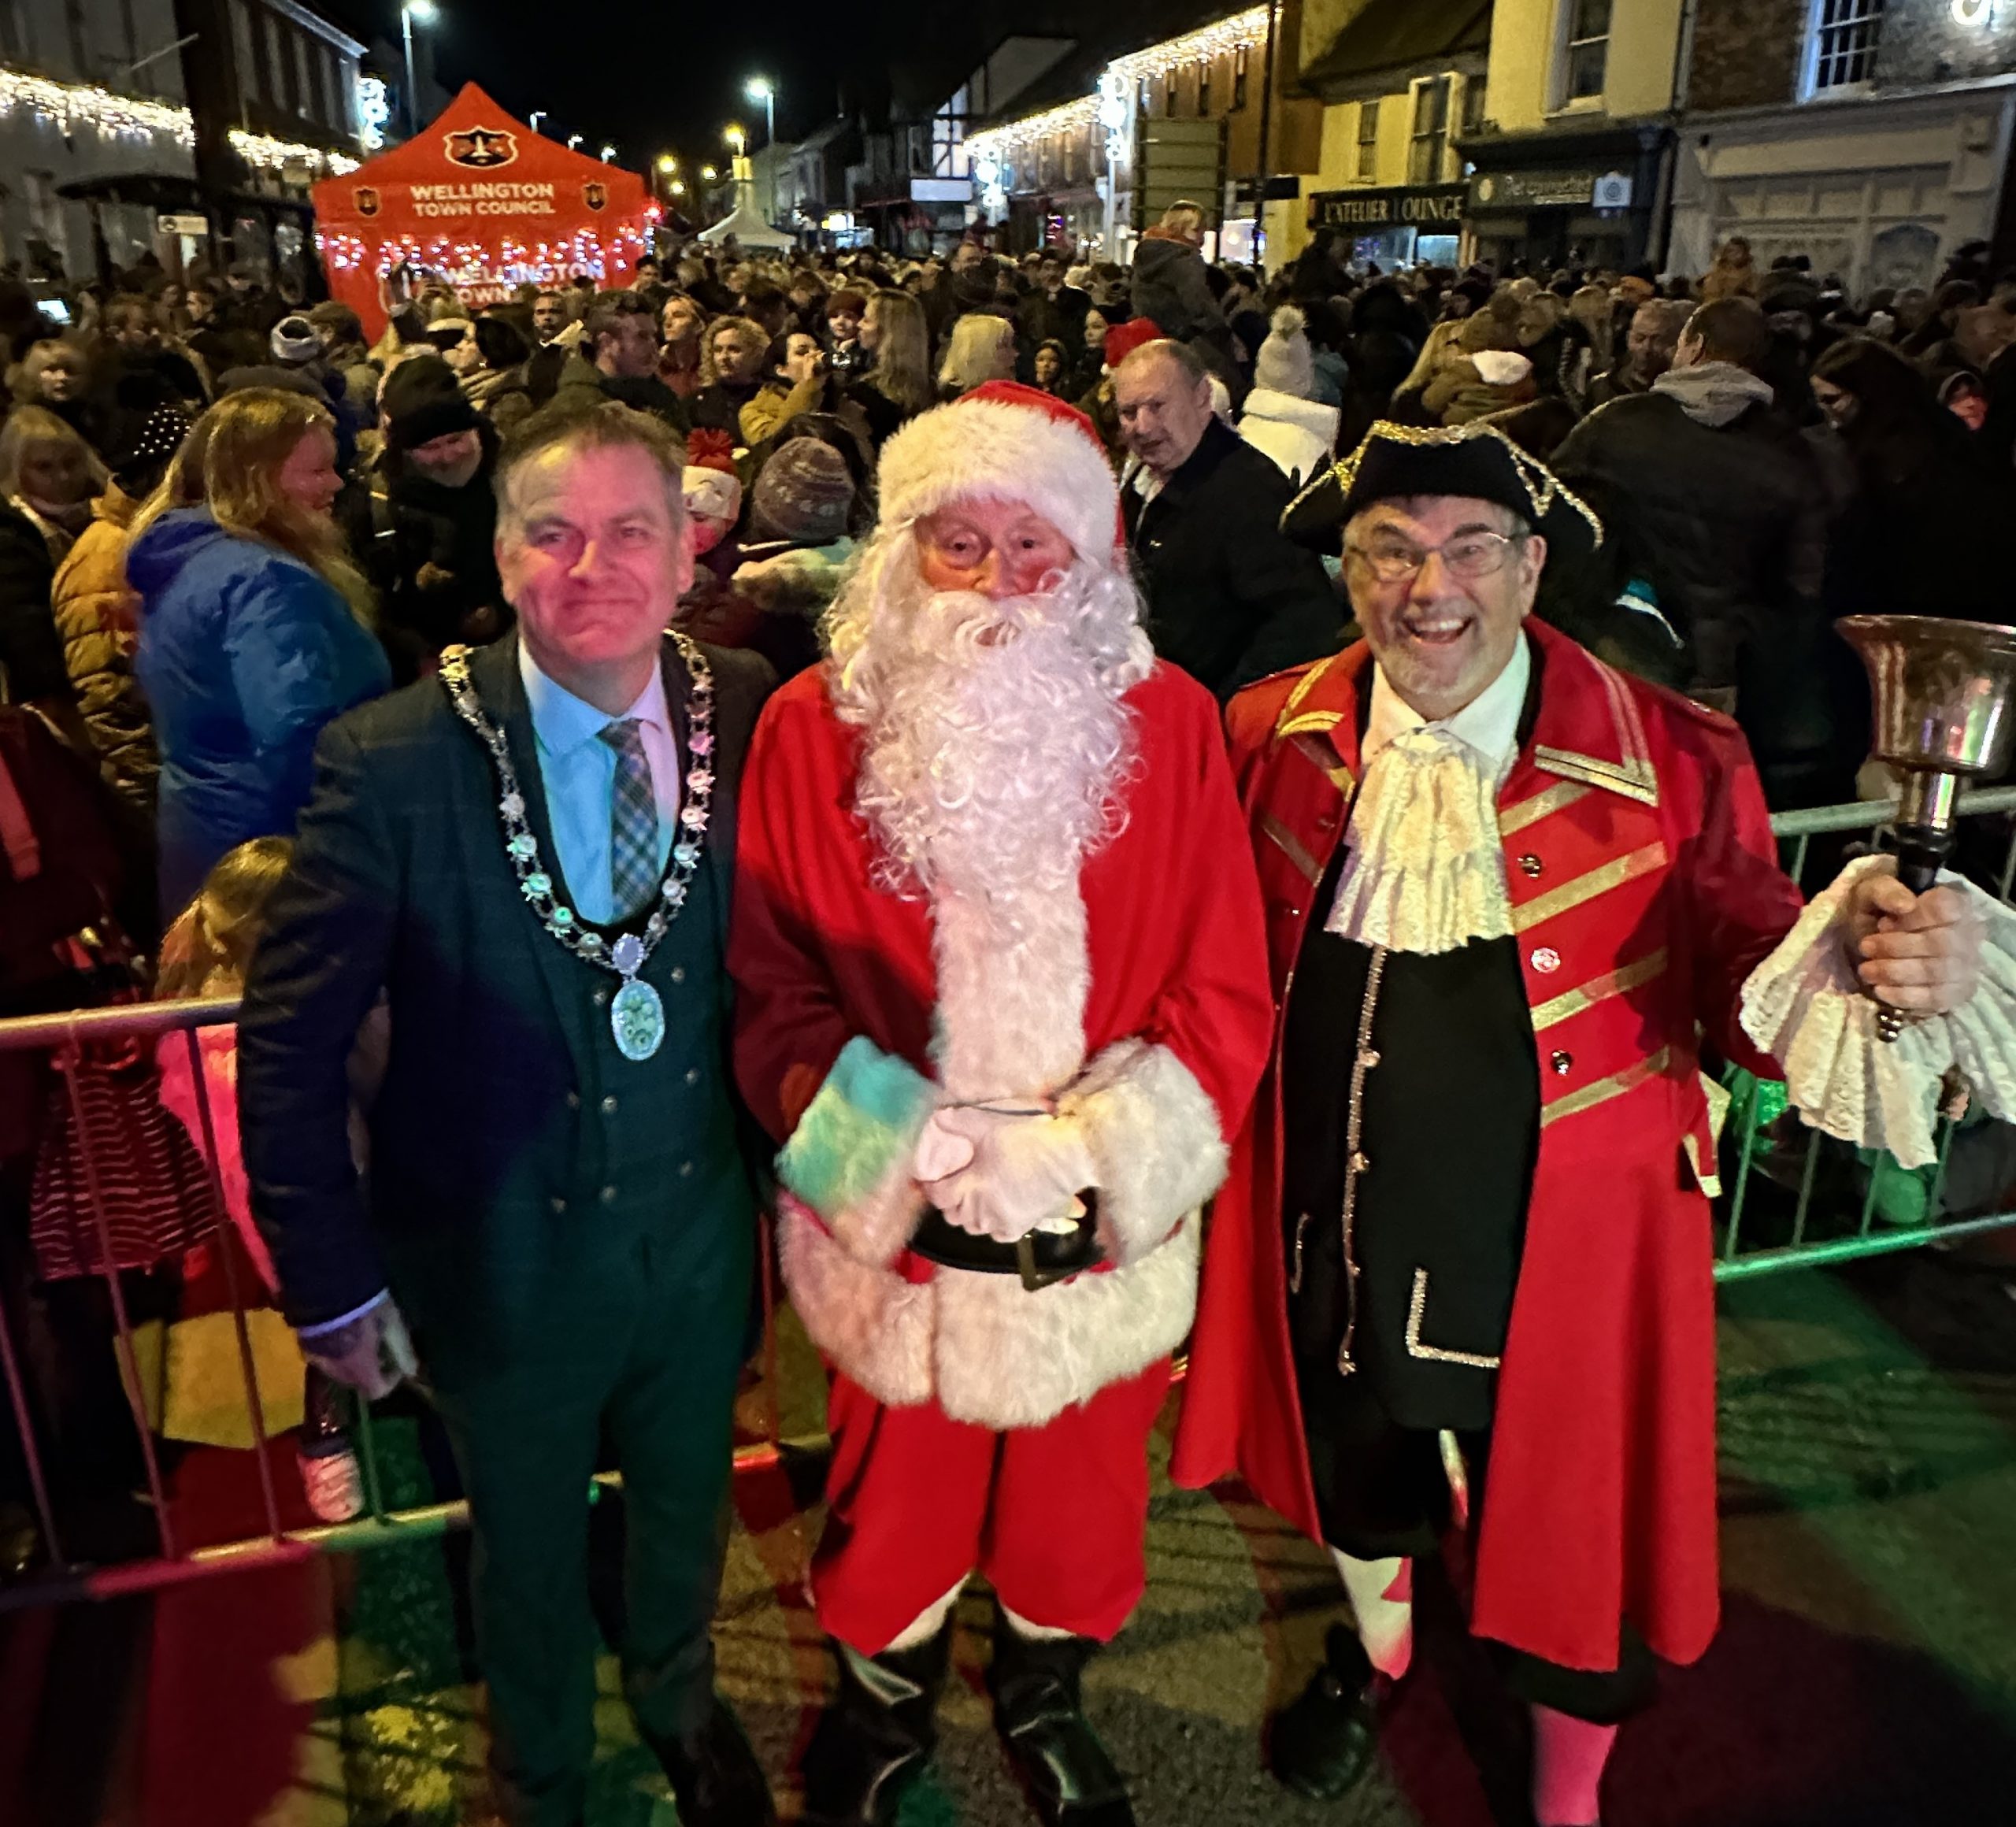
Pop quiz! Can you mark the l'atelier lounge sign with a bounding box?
[1308,185,1467,231]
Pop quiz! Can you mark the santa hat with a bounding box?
[876,379,1121,568]
[1101,316,1168,372]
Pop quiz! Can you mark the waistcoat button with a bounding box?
[592,988,610,1008]
[550,1196,568,1215]
[600,1184,618,1204]
[1530,946,1562,974]
[1519,853,1544,878]
[1551,1050,1573,1076]
[601,1095,619,1115]
[669,966,687,985]
[684,1067,702,1087]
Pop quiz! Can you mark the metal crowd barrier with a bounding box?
[0,994,781,1610]
[2,788,2015,1607]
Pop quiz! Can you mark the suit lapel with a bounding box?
[461,633,599,1074]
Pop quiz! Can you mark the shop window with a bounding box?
[1803,0,1884,97]
[1199,57,1212,117]
[1559,0,1610,105]
[1409,76,1451,185]
[1356,98,1379,181]
[1234,45,1249,109]
[230,0,258,102]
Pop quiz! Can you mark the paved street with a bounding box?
[10,1248,2016,1827]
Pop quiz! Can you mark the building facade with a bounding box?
[966,5,1323,265]
[1292,0,1490,268]
[1669,0,2016,293]
[0,0,361,280]
[1455,0,1687,269]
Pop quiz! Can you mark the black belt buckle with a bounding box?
[910,1193,1104,1290]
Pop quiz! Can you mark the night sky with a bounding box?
[313,0,1080,180]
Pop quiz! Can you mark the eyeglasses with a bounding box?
[1345,529,1525,584]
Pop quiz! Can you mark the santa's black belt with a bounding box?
[910,1197,1106,1292]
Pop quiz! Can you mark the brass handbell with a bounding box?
[1837,614,2016,1040]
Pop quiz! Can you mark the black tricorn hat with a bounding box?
[1281,420,1604,562]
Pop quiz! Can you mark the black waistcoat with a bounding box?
[1280,717,1544,1435]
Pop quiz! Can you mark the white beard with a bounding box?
[826,534,1155,1099]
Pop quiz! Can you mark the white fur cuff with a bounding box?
[1738,853,2016,1169]
[1060,1039,1228,1267]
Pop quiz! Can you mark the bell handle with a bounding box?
[1873,826,1952,1042]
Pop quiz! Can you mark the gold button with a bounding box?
[601,1095,619,1114]
[669,966,686,984]
[600,1184,618,1204]
[684,1067,701,1086]
[1530,947,1562,974]
[1358,1048,1380,1069]
[1551,1050,1573,1076]
[592,988,610,1007]
[1519,854,1544,878]
[1349,1151,1369,1174]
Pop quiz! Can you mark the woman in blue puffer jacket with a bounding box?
[132,389,390,916]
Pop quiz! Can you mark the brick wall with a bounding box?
[1877,0,2016,89]
[1687,0,1806,112]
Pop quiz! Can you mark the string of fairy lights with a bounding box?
[0,64,358,175]
[966,3,1273,206]
[319,220,653,289]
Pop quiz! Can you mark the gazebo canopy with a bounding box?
[312,83,658,336]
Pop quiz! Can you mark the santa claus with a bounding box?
[728,381,1274,1826]
[1173,419,2011,1827]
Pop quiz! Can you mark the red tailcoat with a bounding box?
[1171,621,1805,1673]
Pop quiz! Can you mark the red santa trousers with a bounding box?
[813,1359,1174,1655]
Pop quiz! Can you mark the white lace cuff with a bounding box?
[1737,853,2016,1168]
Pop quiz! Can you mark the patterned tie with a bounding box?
[598,719,658,921]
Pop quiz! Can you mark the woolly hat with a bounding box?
[380,354,481,451]
[269,314,321,365]
[1100,315,1169,372]
[876,379,1120,567]
[1253,304,1315,398]
[684,464,743,524]
[750,438,856,546]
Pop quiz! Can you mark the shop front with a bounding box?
[1458,123,1671,272]
[1306,182,1468,269]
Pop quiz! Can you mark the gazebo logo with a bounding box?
[583,181,608,211]
[354,186,381,217]
[446,126,518,169]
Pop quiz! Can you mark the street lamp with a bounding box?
[400,0,437,139]
[528,109,546,135]
[670,180,686,197]
[701,164,718,182]
[745,76,777,223]
[657,153,677,173]
[600,143,617,165]
[725,124,747,155]
[566,133,582,150]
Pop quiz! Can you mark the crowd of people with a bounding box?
[0,202,2013,1827]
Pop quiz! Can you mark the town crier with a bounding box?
[1172,421,2009,1827]
[729,381,1273,1827]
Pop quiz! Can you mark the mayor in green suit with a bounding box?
[238,400,777,1827]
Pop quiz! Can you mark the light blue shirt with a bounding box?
[517,643,682,926]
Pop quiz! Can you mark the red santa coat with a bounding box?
[730,661,1274,1430]
[1171,620,1805,1673]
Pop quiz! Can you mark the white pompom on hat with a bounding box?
[1253,304,1315,399]
[876,380,1122,567]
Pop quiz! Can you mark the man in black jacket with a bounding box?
[1116,339,1342,699]
[550,291,688,433]
[354,357,510,683]
[1552,297,1842,804]
[238,402,776,1827]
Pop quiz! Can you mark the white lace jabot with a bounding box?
[1327,636,1530,956]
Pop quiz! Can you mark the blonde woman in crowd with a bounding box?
[129,389,390,914]
[936,311,1017,401]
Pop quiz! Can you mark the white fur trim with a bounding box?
[778,1200,936,1406]
[1061,1039,1228,1268]
[1740,853,2016,1169]
[780,1196,1199,1429]
[931,882,1091,1101]
[878,395,1121,570]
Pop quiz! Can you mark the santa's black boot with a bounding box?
[988,1618,1136,1827]
[1269,1623,1378,1800]
[799,1627,953,1826]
